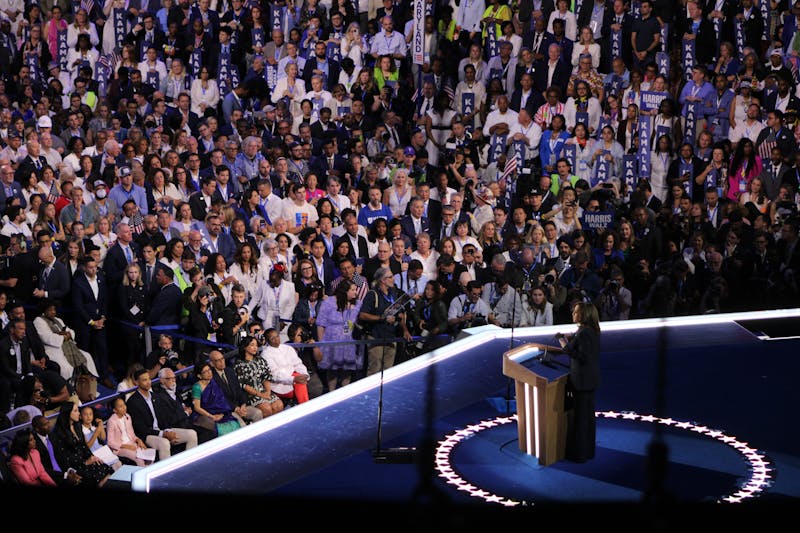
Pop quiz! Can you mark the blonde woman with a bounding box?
[341,22,364,67]
[160,58,192,107]
[571,26,600,69]
[271,61,306,117]
[66,8,99,49]
[90,215,116,267]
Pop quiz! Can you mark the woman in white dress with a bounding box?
[90,215,116,267]
[424,92,457,168]
[383,168,415,220]
[189,65,220,116]
[649,134,676,204]
[271,61,307,117]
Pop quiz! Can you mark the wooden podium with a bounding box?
[502,343,570,466]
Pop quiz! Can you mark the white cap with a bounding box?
[37,116,52,129]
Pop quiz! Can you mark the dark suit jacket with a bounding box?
[302,56,341,92]
[399,215,431,247]
[146,283,184,326]
[38,261,70,306]
[510,87,545,116]
[126,388,172,440]
[311,154,350,183]
[677,17,717,67]
[103,241,141,288]
[335,233,369,261]
[310,256,337,294]
[206,41,245,80]
[212,365,249,409]
[0,180,26,216]
[0,334,33,381]
[188,191,212,222]
[533,58,571,99]
[14,155,48,187]
[71,271,108,334]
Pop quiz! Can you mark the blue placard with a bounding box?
[640,91,669,113]
[684,101,697,144]
[575,112,589,128]
[486,22,498,58]
[57,29,69,71]
[489,133,507,164]
[113,8,126,52]
[563,143,576,171]
[462,93,475,127]
[593,151,610,187]
[682,37,695,81]
[581,210,614,231]
[734,19,745,56]
[623,154,638,198]
[679,160,693,199]
[326,41,341,63]
[337,106,350,117]
[611,27,622,59]
[191,48,203,78]
[514,139,527,168]
[760,0,771,41]
[270,5,285,31]
[145,70,159,90]
[637,114,651,178]
[251,28,265,50]
[656,52,670,77]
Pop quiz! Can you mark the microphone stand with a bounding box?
[373,290,417,464]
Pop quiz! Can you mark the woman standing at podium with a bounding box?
[550,301,601,463]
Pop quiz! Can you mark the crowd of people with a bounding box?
[2,0,800,483]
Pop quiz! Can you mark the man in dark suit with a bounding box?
[32,245,70,308]
[308,237,337,293]
[200,212,236,266]
[89,138,127,186]
[126,367,198,459]
[189,175,217,222]
[336,210,371,262]
[71,256,111,384]
[0,318,37,413]
[103,222,141,291]
[209,348,262,423]
[146,263,184,327]
[302,40,341,92]
[399,197,431,249]
[534,42,572,100]
[756,109,798,165]
[31,415,82,486]
[0,162,26,218]
[206,26,245,82]
[311,138,350,185]
[14,139,48,187]
[677,0,717,68]
[510,72,545,116]
[602,0,634,68]
[125,11,166,61]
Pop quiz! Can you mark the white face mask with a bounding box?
[95,188,107,199]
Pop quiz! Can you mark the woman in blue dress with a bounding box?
[191,362,242,437]
[315,280,363,392]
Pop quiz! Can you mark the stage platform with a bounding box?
[123,309,800,522]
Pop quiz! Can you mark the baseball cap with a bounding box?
[7,130,20,139]
[93,180,107,189]
[528,187,542,196]
[47,61,59,71]
[403,146,415,157]
[771,48,784,56]
[263,104,276,112]
[118,165,131,177]
[37,116,52,129]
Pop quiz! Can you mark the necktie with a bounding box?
[220,370,228,385]
[125,246,133,263]
[42,267,50,286]
[147,32,153,42]
[146,264,153,285]
[46,438,61,472]
[423,100,430,114]
[34,159,41,170]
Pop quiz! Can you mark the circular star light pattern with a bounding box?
[434,411,774,507]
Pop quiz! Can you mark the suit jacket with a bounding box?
[103,241,141,288]
[510,87,545,116]
[206,41,245,80]
[311,154,350,183]
[310,256,337,294]
[0,180,26,216]
[146,282,184,326]
[399,215,431,247]
[38,261,70,305]
[302,56,341,92]
[677,17,717,67]
[70,272,108,327]
[14,155,48,187]
[533,58,571,99]
[212,365,249,409]
[0,334,33,380]
[188,191,213,222]
[126,388,171,440]
[201,230,237,266]
[335,233,370,261]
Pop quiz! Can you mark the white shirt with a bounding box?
[259,343,309,395]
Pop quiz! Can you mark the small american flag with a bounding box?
[502,154,517,181]
[129,211,144,235]
[443,83,454,105]
[80,0,95,15]
[47,180,59,204]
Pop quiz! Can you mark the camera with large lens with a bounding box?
[544,273,555,285]
[382,131,391,141]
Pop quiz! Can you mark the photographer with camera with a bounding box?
[217,283,250,347]
[594,267,632,321]
[448,280,491,335]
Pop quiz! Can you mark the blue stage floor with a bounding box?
[130,310,800,514]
